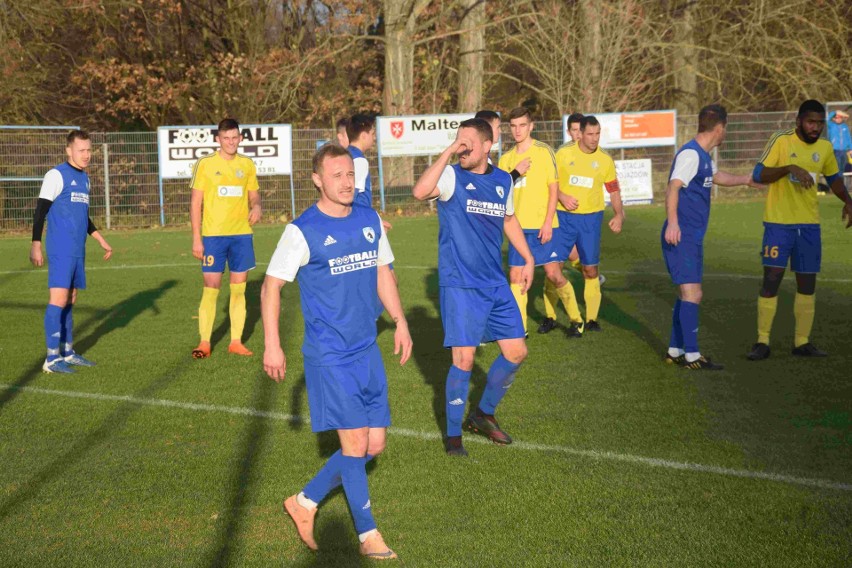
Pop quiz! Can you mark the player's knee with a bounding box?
[760,268,784,297]
[582,265,598,279]
[545,266,566,286]
[796,274,816,295]
[505,343,527,364]
[367,438,386,456]
[453,353,475,371]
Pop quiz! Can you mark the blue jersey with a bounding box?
[435,164,514,288]
[348,145,373,208]
[41,162,91,258]
[664,139,716,242]
[266,204,394,366]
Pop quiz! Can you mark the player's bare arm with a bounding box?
[607,180,626,234]
[557,191,579,211]
[714,171,763,188]
[190,188,204,260]
[664,179,684,245]
[538,181,558,244]
[412,133,468,201]
[260,274,287,381]
[504,214,534,294]
[29,241,43,267]
[377,264,413,365]
[514,157,531,176]
[248,190,262,225]
[756,164,814,188]
[828,176,852,228]
[90,230,113,261]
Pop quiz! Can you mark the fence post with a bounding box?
[289,174,296,220]
[713,146,719,199]
[103,143,111,230]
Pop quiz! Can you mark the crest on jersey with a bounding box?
[390,121,404,140]
[235,169,245,179]
[812,152,820,163]
[591,161,599,169]
[363,226,376,243]
[496,185,505,199]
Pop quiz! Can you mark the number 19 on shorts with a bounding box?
[202,255,215,267]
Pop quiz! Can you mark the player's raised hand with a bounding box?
[249,204,262,225]
[263,345,287,382]
[192,239,204,260]
[788,165,814,188]
[515,157,531,176]
[665,221,681,245]
[538,224,553,244]
[609,213,624,234]
[393,320,413,365]
[29,242,44,267]
[843,202,852,228]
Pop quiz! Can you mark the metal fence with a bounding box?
[0,111,798,231]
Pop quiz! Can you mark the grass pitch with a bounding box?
[0,198,851,567]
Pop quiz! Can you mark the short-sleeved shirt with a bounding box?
[498,140,558,230]
[758,129,839,225]
[348,145,372,209]
[191,152,259,236]
[40,162,90,258]
[555,142,618,214]
[435,164,515,288]
[266,204,394,366]
[665,139,718,242]
[827,114,852,152]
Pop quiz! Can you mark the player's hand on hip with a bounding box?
[538,224,552,244]
[263,346,286,382]
[515,157,531,176]
[29,242,43,267]
[393,321,413,365]
[249,205,262,225]
[789,165,814,188]
[665,223,681,245]
[520,261,534,294]
[192,240,204,260]
[609,214,624,234]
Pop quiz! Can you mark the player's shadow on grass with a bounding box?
[408,270,487,444]
[209,277,264,349]
[207,370,279,568]
[0,280,179,413]
[294,516,371,568]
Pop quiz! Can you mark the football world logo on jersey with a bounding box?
[496,185,505,199]
[363,226,376,243]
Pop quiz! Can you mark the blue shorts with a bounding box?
[556,211,603,266]
[508,230,565,266]
[48,255,86,290]
[304,343,390,433]
[201,235,256,273]
[761,223,821,273]
[661,236,703,285]
[440,284,525,347]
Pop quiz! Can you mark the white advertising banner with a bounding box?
[562,110,677,149]
[157,124,293,179]
[377,113,475,157]
[609,159,653,205]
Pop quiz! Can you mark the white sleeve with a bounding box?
[38,169,63,201]
[436,165,456,202]
[669,149,699,185]
[353,157,369,192]
[266,224,310,282]
[711,160,718,175]
[505,183,515,216]
[377,216,395,266]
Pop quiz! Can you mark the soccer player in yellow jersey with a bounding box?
[554,115,626,332]
[747,100,852,360]
[498,107,576,336]
[190,118,261,359]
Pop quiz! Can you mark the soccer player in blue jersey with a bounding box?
[662,105,761,370]
[30,130,113,373]
[347,114,376,209]
[412,117,533,456]
[261,143,412,559]
[335,117,349,148]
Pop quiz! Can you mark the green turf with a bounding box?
[1,198,851,567]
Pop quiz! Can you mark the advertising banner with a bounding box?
[377,114,475,157]
[562,110,676,149]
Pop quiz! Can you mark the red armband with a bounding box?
[604,179,621,194]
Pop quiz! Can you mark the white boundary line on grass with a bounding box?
[4,263,852,283]
[2,383,849,493]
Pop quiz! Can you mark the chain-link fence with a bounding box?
[0,111,806,231]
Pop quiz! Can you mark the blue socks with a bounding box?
[340,455,376,535]
[303,450,374,504]
[679,300,700,354]
[60,304,74,355]
[669,298,683,352]
[446,366,472,437]
[478,355,521,415]
[44,304,63,361]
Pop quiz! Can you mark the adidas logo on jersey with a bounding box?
[70,180,77,186]
[465,183,476,190]
[790,153,797,158]
[449,398,464,406]
[323,235,337,246]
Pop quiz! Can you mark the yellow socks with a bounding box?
[570,258,582,271]
[556,282,582,323]
[543,280,558,320]
[229,282,247,343]
[756,295,778,344]
[584,277,601,322]
[793,293,815,348]
[510,283,528,333]
[199,287,220,342]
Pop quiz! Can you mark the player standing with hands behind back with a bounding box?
[190,118,261,359]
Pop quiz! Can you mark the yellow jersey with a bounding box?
[555,142,618,214]
[759,129,839,225]
[191,152,259,236]
[498,140,559,230]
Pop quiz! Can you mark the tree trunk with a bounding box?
[457,0,485,112]
[580,0,602,112]
[672,1,698,118]
[383,0,421,116]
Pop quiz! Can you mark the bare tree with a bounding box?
[457,0,485,112]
